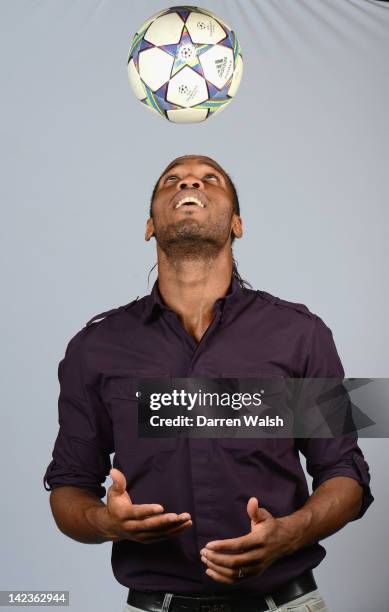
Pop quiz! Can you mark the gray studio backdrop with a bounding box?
[1,0,388,610]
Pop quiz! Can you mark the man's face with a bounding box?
[146,156,242,261]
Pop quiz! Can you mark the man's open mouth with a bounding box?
[173,195,207,209]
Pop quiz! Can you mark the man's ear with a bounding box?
[145,218,155,241]
[231,215,243,239]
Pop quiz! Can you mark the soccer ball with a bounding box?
[127,6,243,123]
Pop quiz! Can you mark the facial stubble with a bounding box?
[153,210,234,263]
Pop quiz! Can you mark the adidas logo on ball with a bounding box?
[215,58,227,78]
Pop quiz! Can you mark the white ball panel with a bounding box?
[167,66,208,107]
[200,46,234,89]
[167,108,208,123]
[127,59,146,100]
[228,54,243,97]
[138,47,174,91]
[144,12,184,46]
[136,9,169,34]
[196,8,232,32]
[186,12,226,44]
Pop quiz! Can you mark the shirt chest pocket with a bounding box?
[106,374,177,455]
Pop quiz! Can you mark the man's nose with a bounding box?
[177,175,204,190]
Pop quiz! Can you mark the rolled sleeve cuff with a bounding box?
[312,452,374,521]
[43,459,107,499]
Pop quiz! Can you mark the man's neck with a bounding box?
[156,255,233,343]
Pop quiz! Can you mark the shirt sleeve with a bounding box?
[296,315,374,521]
[43,328,114,499]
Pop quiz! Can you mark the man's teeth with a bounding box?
[175,196,205,209]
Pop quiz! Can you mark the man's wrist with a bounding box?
[84,504,121,543]
[276,508,314,555]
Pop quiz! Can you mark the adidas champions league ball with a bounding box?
[127,6,243,123]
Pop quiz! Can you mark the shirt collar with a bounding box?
[142,275,243,324]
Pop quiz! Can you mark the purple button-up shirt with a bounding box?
[43,276,373,595]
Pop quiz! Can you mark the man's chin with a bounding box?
[154,218,232,261]
[156,235,223,261]
[169,218,203,233]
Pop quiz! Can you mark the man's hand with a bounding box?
[201,477,365,583]
[91,468,192,544]
[200,498,291,584]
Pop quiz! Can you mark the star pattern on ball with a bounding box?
[159,28,214,79]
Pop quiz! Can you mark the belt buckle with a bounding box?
[199,605,231,612]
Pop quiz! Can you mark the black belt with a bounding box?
[127,570,317,612]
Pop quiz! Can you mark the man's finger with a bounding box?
[149,519,193,537]
[111,502,165,522]
[126,503,165,520]
[110,468,127,495]
[204,568,234,585]
[202,549,264,570]
[247,497,260,523]
[140,513,192,533]
[124,512,191,533]
[205,534,258,554]
[201,556,235,579]
[138,520,193,542]
[203,558,263,582]
[247,497,271,525]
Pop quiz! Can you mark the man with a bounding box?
[44,155,374,612]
